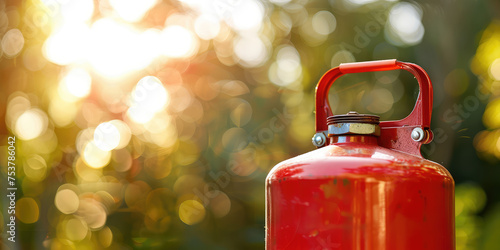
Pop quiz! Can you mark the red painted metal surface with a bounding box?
[266,60,455,249]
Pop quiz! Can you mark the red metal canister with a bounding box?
[266,60,455,249]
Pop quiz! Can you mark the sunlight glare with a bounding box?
[87,18,142,78]
[228,0,264,32]
[109,0,158,22]
[136,28,163,69]
[59,0,95,23]
[42,23,90,65]
[161,25,199,58]
[127,76,169,124]
[58,67,92,102]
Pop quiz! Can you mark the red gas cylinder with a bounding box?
[266,60,455,250]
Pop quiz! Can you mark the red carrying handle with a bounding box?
[314,59,433,157]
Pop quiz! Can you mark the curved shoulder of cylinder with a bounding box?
[266,144,452,181]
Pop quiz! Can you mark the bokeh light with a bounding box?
[58,67,92,101]
[331,50,356,67]
[77,198,107,230]
[489,58,500,81]
[178,200,206,225]
[16,197,40,224]
[234,36,269,67]
[49,96,79,127]
[2,0,500,249]
[386,2,424,46]
[269,45,302,86]
[455,183,487,250]
[55,188,80,215]
[194,14,221,40]
[482,98,500,129]
[15,109,48,141]
[109,120,132,149]
[98,227,113,248]
[227,0,265,32]
[82,141,112,169]
[210,192,231,218]
[127,76,169,124]
[312,11,337,36]
[94,122,121,151]
[66,217,88,241]
[161,25,199,58]
[23,154,47,182]
[1,28,24,58]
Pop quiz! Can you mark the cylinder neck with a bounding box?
[327,111,381,138]
[329,135,379,145]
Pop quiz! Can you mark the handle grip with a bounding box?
[314,59,433,156]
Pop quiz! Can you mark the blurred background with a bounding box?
[0,0,499,249]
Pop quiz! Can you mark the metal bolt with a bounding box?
[411,127,425,142]
[314,136,322,144]
[312,133,326,147]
